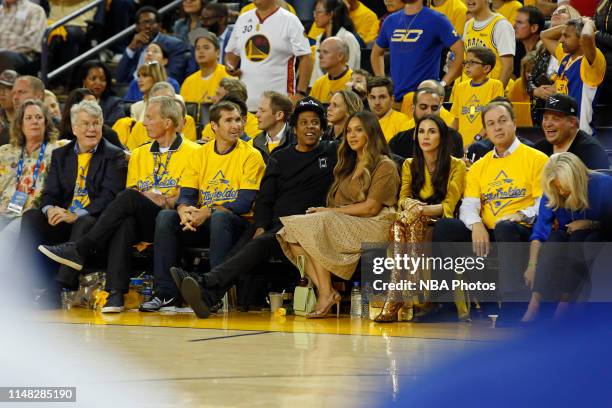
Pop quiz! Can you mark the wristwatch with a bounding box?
[440,80,447,88]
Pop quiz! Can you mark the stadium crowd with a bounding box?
[0,0,611,324]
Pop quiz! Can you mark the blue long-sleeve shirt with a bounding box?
[531,172,612,242]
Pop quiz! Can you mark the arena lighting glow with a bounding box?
[0,237,178,407]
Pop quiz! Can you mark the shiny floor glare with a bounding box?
[28,309,512,407]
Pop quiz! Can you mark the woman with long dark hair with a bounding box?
[376,114,466,322]
[60,88,124,150]
[277,111,400,318]
[310,0,363,85]
[74,60,124,126]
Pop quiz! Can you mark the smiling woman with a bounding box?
[277,110,400,319]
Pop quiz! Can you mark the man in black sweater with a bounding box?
[175,97,338,318]
[388,88,464,159]
[536,94,609,170]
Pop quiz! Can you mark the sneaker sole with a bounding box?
[101,306,124,313]
[181,277,210,319]
[169,267,183,290]
[38,245,83,271]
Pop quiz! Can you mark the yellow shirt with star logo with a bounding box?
[69,152,92,213]
[180,139,265,207]
[379,109,411,142]
[126,136,201,197]
[450,78,504,147]
[465,143,548,229]
[310,68,352,103]
[180,64,233,104]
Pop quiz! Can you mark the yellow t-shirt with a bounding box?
[432,0,468,36]
[308,22,325,40]
[508,78,533,127]
[379,110,411,142]
[349,1,379,44]
[465,143,548,229]
[399,156,467,218]
[310,68,352,103]
[463,14,507,81]
[240,2,296,15]
[495,1,522,25]
[180,64,233,104]
[201,111,260,142]
[69,152,92,213]
[126,136,201,197]
[450,78,505,147]
[113,116,198,152]
[180,139,265,207]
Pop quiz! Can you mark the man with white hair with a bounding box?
[19,100,127,307]
[310,37,353,104]
[37,96,201,312]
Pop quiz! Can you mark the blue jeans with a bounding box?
[154,209,250,298]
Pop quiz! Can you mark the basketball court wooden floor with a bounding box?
[30,309,514,407]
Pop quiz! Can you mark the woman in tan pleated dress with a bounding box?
[276,111,400,318]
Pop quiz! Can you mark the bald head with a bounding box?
[418,79,445,97]
[319,37,349,74]
[12,76,45,110]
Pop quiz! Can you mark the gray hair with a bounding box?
[326,36,350,62]
[70,100,103,124]
[150,81,176,97]
[148,96,181,128]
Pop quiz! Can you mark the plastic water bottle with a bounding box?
[362,282,372,319]
[142,275,153,302]
[350,282,362,318]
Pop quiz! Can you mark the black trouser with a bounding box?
[199,224,286,306]
[76,189,162,293]
[19,209,97,290]
[433,219,532,301]
[533,229,603,301]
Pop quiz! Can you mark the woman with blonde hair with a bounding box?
[0,100,59,237]
[324,89,364,140]
[277,111,400,318]
[522,152,612,322]
[130,61,168,122]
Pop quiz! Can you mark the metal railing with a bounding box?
[41,0,182,85]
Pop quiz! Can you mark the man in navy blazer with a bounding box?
[18,101,127,306]
[116,6,189,84]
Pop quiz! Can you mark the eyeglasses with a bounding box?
[463,60,485,66]
[552,7,569,16]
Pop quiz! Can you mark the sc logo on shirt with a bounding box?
[391,29,423,43]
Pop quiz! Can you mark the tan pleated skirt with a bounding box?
[276,207,395,280]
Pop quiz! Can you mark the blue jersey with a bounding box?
[377,8,460,100]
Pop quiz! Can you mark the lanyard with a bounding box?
[153,150,173,189]
[16,141,47,193]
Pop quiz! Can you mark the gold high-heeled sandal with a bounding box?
[374,301,404,323]
[306,291,341,319]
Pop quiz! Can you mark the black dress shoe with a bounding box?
[38,242,84,271]
[170,267,190,290]
[180,277,211,319]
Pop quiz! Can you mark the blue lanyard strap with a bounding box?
[16,141,47,193]
[152,150,173,189]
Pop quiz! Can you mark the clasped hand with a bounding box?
[47,207,77,226]
[178,205,210,231]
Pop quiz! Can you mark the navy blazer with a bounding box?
[116,33,190,84]
[41,139,127,216]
